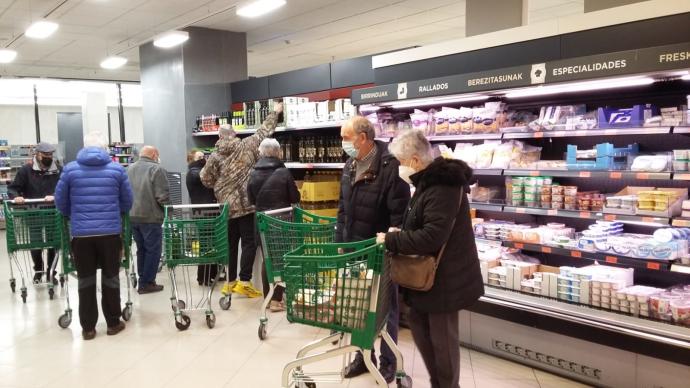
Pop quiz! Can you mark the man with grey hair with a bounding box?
[55,131,133,340]
[127,145,170,294]
[202,103,283,298]
[338,116,410,383]
[248,137,300,311]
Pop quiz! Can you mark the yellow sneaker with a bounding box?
[232,281,263,298]
[221,281,237,295]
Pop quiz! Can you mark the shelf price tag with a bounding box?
[610,172,622,179]
[604,214,617,221]
[605,256,618,264]
[641,217,655,224]
[636,173,650,180]
[579,211,591,218]
[534,132,544,138]
[570,250,582,258]
[530,171,540,177]
[514,243,524,249]
[579,171,591,178]
[541,246,552,253]
[516,208,526,214]
[547,209,558,216]
[647,262,661,270]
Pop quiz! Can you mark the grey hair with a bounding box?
[259,138,281,158]
[389,130,433,164]
[351,116,376,140]
[83,131,108,150]
[219,124,235,139]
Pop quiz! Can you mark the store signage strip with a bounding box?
[352,41,690,105]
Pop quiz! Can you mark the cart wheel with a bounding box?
[58,313,72,329]
[48,288,55,300]
[298,381,316,388]
[9,279,16,293]
[258,322,267,340]
[122,306,132,321]
[175,315,191,331]
[206,313,216,329]
[21,289,27,303]
[396,375,413,388]
[219,295,231,310]
[59,275,65,288]
[130,273,137,289]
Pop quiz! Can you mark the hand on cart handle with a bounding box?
[13,196,24,204]
[44,195,54,202]
[274,102,284,114]
[376,233,386,245]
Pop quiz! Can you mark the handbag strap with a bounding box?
[434,186,465,268]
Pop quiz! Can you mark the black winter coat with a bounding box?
[247,157,300,211]
[385,157,484,314]
[186,160,216,204]
[336,141,410,242]
[8,160,61,199]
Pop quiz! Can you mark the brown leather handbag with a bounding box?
[388,188,463,291]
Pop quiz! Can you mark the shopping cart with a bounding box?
[255,206,336,340]
[4,199,62,303]
[280,238,412,388]
[57,214,135,329]
[164,204,228,330]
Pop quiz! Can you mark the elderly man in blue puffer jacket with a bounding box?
[55,132,134,341]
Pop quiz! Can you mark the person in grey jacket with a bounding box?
[127,146,170,294]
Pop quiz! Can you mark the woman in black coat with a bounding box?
[186,150,218,285]
[376,130,484,388]
[248,138,300,311]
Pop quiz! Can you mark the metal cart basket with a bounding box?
[280,238,412,388]
[163,204,228,330]
[57,214,135,329]
[256,206,336,340]
[4,199,62,303]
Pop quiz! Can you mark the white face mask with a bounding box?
[398,165,415,184]
[342,140,358,158]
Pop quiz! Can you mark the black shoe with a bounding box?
[33,273,42,284]
[50,271,58,286]
[82,330,96,340]
[379,361,396,384]
[344,353,375,379]
[138,283,164,294]
[107,321,126,336]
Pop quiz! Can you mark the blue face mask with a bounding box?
[342,140,358,158]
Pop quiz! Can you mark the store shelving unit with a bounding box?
[350,40,690,386]
[109,143,135,167]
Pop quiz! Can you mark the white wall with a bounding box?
[107,106,143,144]
[0,105,37,145]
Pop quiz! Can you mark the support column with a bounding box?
[466,0,524,37]
[585,0,646,13]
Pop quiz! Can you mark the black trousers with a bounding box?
[261,259,284,302]
[228,213,257,282]
[71,235,122,331]
[408,308,461,388]
[30,249,56,273]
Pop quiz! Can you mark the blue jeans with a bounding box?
[132,223,162,287]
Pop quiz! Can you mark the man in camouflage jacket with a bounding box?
[201,102,283,297]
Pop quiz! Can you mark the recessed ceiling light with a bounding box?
[25,20,59,39]
[0,49,17,63]
[236,0,286,18]
[153,30,189,48]
[100,56,128,70]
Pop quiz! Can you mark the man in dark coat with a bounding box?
[337,116,411,383]
[7,142,62,284]
[186,150,217,285]
[247,138,300,311]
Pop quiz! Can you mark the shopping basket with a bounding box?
[255,206,336,340]
[280,238,412,388]
[57,214,135,329]
[163,204,228,330]
[4,199,62,303]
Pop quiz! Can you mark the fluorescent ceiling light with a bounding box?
[682,74,690,81]
[0,49,17,63]
[100,56,128,69]
[153,31,189,48]
[505,76,655,98]
[25,20,59,39]
[236,0,286,18]
[386,94,489,109]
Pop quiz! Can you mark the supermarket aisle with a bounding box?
[0,234,589,388]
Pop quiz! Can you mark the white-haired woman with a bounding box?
[248,138,300,311]
[375,130,484,388]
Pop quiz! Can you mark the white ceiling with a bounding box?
[0,0,584,82]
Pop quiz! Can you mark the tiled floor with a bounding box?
[0,238,591,388]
